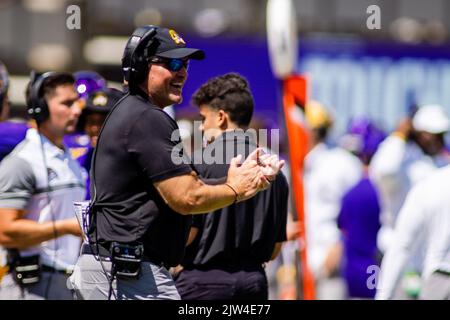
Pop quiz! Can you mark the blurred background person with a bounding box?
[303,100,363,299]
[1,70,109,164]
[0,72,85,299]
[0,61,28,162]
[71,88,123,199]
[73,71,107,100]
[0,61,10,122]
[0,61,29,286]
[64,71,108,159]
[376,164,450,300]
[0,60,14,285]
[337,118,386,299]
[370,104,450,298]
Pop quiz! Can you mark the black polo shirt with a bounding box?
[184,130,289,269]
[88,89,194,267]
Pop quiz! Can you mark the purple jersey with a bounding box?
[0,121,28,161]
[338,177,381,299]
[64,133,92,199]
[76,146,94,200]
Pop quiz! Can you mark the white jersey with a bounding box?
[0,129,86,270]
[376,165,450,299]
[304,143,363,275]
[369,135,450,252]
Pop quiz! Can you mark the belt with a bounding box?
[81,243,167,268]
[41,265,73,275]
[81,243,111,259]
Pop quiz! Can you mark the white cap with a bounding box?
[412,104,450,134]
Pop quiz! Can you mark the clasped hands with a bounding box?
[226,148,285,202]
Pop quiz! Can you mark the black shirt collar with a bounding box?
[210,129,258,147]
[207,129,258,148]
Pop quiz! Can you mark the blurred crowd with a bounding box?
[267,99,450,300]
[0,57,449,300]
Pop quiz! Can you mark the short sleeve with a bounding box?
[127,107,193,183]
[0,156,36,209]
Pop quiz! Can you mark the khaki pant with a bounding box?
[68,254,180,300]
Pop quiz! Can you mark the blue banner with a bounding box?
[183,35,450,134]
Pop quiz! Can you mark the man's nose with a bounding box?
[177,65,188,77]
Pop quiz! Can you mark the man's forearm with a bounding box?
[183,183,236,215]
[0,219,71,250]
[157,151,273,215]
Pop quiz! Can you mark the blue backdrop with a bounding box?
[180,35,450,135]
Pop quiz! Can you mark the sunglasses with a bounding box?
[149,57,189,72]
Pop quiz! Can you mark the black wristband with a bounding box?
[225,183,239,204]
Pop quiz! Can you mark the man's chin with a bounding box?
[169,93,183,105]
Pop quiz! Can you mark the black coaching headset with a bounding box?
[26,71,58,124]
[121,25,158,85]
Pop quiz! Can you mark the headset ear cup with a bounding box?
[36,96,49,123]
[133,55,149,84]
[123,26,157,86]
[127,43,147,84]
[29,92,48,124]
[27,72,53,124]
[28,99,47,123]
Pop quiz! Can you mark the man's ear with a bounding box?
[217,109,228,129]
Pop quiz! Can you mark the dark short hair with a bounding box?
[192,73,254,127]
[26,72,75,104]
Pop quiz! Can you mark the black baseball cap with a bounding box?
[84,88,123,113]
[148,27,205,60]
